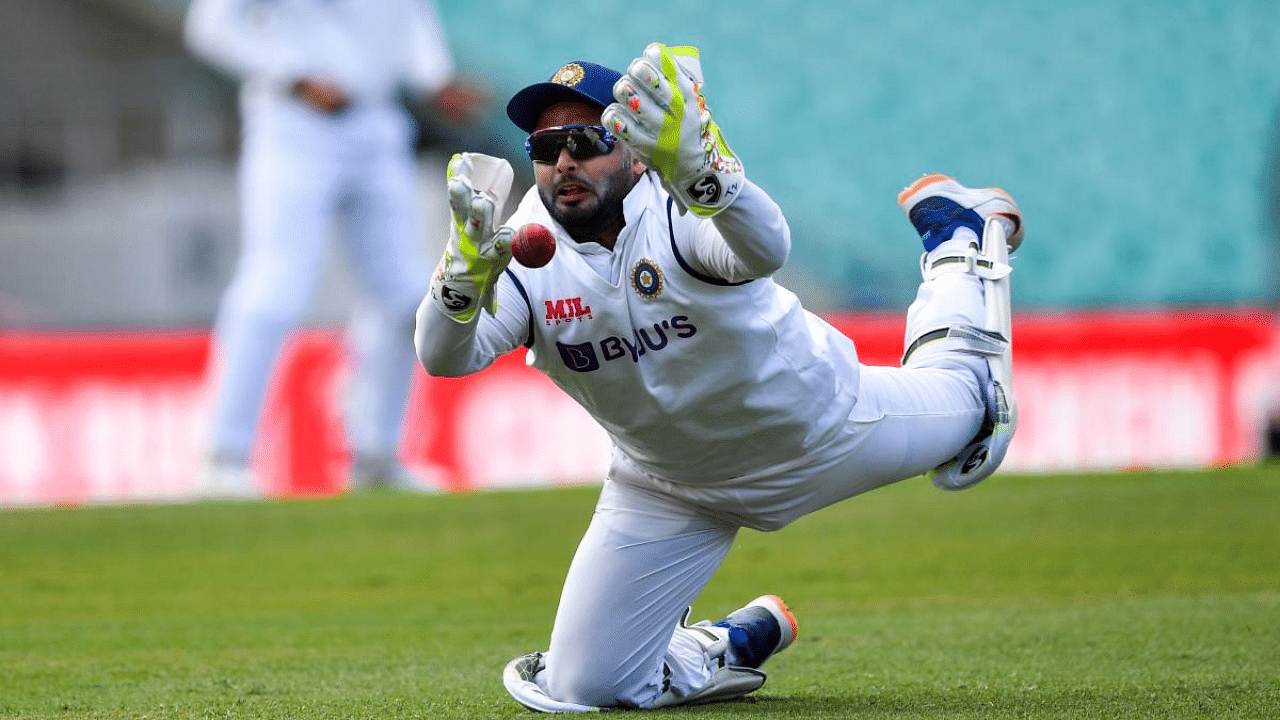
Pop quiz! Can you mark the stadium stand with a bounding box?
[2,0,1278,324]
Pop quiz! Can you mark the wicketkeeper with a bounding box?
[415,43,1023,711]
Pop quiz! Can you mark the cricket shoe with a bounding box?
[898,174,1022,252]
[198,455,264,501]
[711,595,799,669]
[347,453,441,493]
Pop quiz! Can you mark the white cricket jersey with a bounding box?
[486,174,864,485]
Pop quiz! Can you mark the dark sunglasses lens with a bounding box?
[527,133,565,162]
[567,127,612,159]
[527,127,613,162]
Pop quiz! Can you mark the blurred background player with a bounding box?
[184,0,487,495]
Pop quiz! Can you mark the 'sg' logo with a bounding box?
[439,285,473,312]
[959,446,989,475]
[687,175,722,205]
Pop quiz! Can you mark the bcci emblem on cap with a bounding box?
[552,63,586,87]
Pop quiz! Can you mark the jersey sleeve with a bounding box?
[403,0,458,95]
[678,180,792,283]
[183,0,311,87]
[414,273,530,377]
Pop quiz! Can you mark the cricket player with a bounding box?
[185,0,484,495]
[415,44,1023,711]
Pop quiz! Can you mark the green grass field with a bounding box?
[2,467,1277,719]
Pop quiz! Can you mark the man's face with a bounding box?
[531,102,644,237]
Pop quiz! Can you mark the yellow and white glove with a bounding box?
[602,43,745,217]
[429,153,515,323]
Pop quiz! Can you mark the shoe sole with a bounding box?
[747,594,799,653]
[898,173,1023,248]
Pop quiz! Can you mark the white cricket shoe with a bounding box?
[347,453,441,493]
[898,173,1022,252]
[198,456,264,500]
[710,594,799,669]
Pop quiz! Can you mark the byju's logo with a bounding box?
[544,297,593,325]
[557,316,697,373]
[557,341,599,372]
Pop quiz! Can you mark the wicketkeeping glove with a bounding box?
[429,153,515,323]
[602,43,745,217]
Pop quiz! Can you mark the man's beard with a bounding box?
[539,161,636,239]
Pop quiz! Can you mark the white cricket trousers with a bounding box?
[206,116,428,463]
[540,263,991,708]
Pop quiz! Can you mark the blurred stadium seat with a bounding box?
[438,0,1280,310]
[2,0,1278,323]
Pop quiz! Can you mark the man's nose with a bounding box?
[555,147,578,171]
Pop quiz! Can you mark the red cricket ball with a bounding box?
[511,223,556,268]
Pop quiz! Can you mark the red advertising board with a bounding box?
[0,309,1275,506]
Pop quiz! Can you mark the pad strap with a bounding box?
[920,242,1012,282]
[902,324,1009,366]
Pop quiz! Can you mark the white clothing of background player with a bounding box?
[415,45,1025,712]
[185,0,485,495]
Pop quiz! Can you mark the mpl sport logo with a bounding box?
[544,297,592,325]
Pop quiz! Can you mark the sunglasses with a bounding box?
[525,125,617,163]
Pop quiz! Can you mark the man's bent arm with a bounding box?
[686,181,792,282]
[415,277,527,377]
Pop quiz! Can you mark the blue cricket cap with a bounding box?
[506,61,623,133]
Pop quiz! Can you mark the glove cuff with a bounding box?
[678,169,745,217]
[429,254,497,324]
